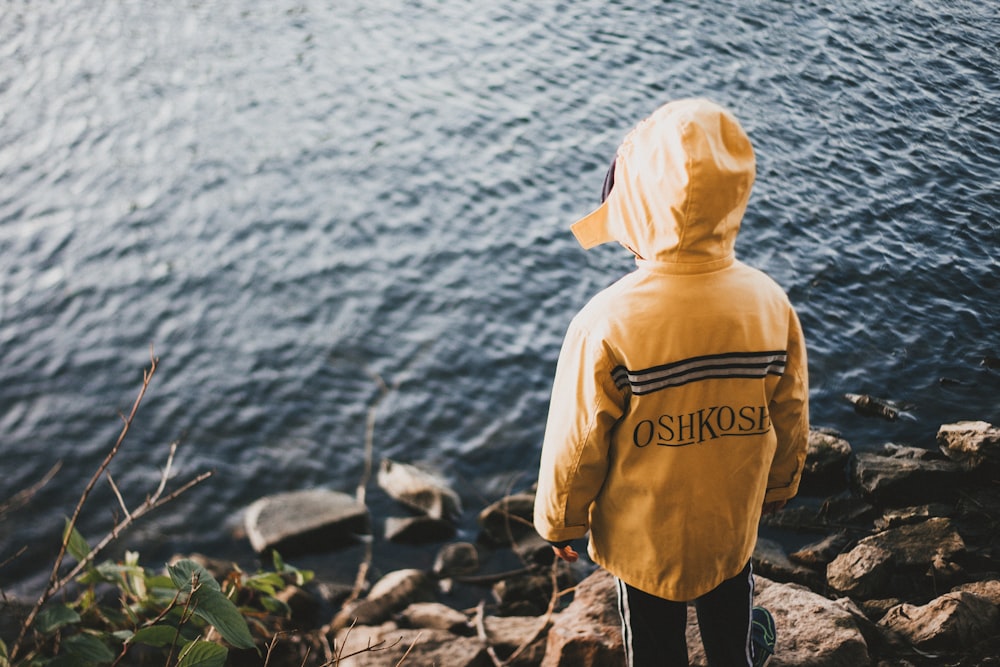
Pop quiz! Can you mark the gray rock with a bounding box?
[383,515,455,544]
[937,420,1000,470]
[376,459,462,521]
[332,569,435,631]
[493,572,554,617]
[432,541,479,579]
[396,601,471,635]
[878,591,1000,651]
[753,577,872,667]
[543,569,622,667]
[478,492,537,546]
[856,517,965,569]
[850,452,963,505]
[243,488,369,555]
[826,543,895,598]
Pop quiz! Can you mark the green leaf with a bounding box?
[63,519,91,563]
[259,596,291,617]
[271,551,285,573]
[176,640,228,667]
[191,589,255,650]
[130,625,179,648]
[63,633,116,664]
[35,604,81,634]
[168,560,221,593]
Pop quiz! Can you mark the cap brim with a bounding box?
[570,200,615,250]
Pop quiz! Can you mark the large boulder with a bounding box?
[377,459,462,521]
[878,591,1000,652]
[751,577,872,667]
[753,537,825,590]
[850,451,963,505]
[543,569,622,667]
[826,543,895,598]
[855,517,965,569]
[937,421,1000,470]
[243,488,369,555]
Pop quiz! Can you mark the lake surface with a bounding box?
[2,0,999,593]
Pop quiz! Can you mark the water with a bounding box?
[2,0,999,594]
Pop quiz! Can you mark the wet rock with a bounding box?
[331,569,435,631]
[844,393,900,421]
[483,615,550,666]
[937,421,1000,470]
[432,541,480,579]
[790,530,853,567]
[801,429,852,494]
[753,576,872,667]
[478,492,537,546]
[827,543,895,598]
[857,517,965,569]
[377,459,462,521]
[850,451,963,505]
[397,601,471,635]
[243,489,369,556]
[383,515,455,544]
[752,537,825,590]
[543,568,622,667]
[512,532,557,567]
[333,624,490,667]
[878,591,1000,652]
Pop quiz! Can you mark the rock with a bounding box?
[873,503,952,531]
[493,572,554,617]
[844,393,900,421]
[483,615,550,666]
[752,537,825,590]
[376,459,462,521]
[333,624,491,667]
[543,569,622,667]
[801,429,852,493]
[857,517,965,569]
[878,592,1000,652]
[937,421,1000,470]
[951,578,1000,606]
[790,530,852,567]
[478,492,537,546]
[881,443,938,460]
[332,569,435,631]
[396,601,471,635]
[860,598,902,622]
[850,452,963,505]
[753,577,872,666]
[512,532,557,567]
[827,543,895,598]
[274,585,320,629]
[432,541,480,579]
[383,515,455,544]
[243,489,369,555]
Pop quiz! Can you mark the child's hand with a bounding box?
[552,545,579,562]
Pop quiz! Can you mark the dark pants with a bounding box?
[616,561,754,667]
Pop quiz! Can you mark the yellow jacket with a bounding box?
[533,99,809,601]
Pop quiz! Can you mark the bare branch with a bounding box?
[105,472,133,523]
[0,461,62,518]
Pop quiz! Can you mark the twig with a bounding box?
[474,601,504,667]
[105,472,133,523]
[356,372,389,506]
[394,631,422,666]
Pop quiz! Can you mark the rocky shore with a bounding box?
[220,420,1000,666]
[4,421,998,666]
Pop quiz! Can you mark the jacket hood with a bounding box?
[571,98,755,267]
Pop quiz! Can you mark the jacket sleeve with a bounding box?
[764,306,810,503]
[533,320,623,543]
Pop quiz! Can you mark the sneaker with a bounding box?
[751,606,776,667]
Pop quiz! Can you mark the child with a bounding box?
[533,98,809,666]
